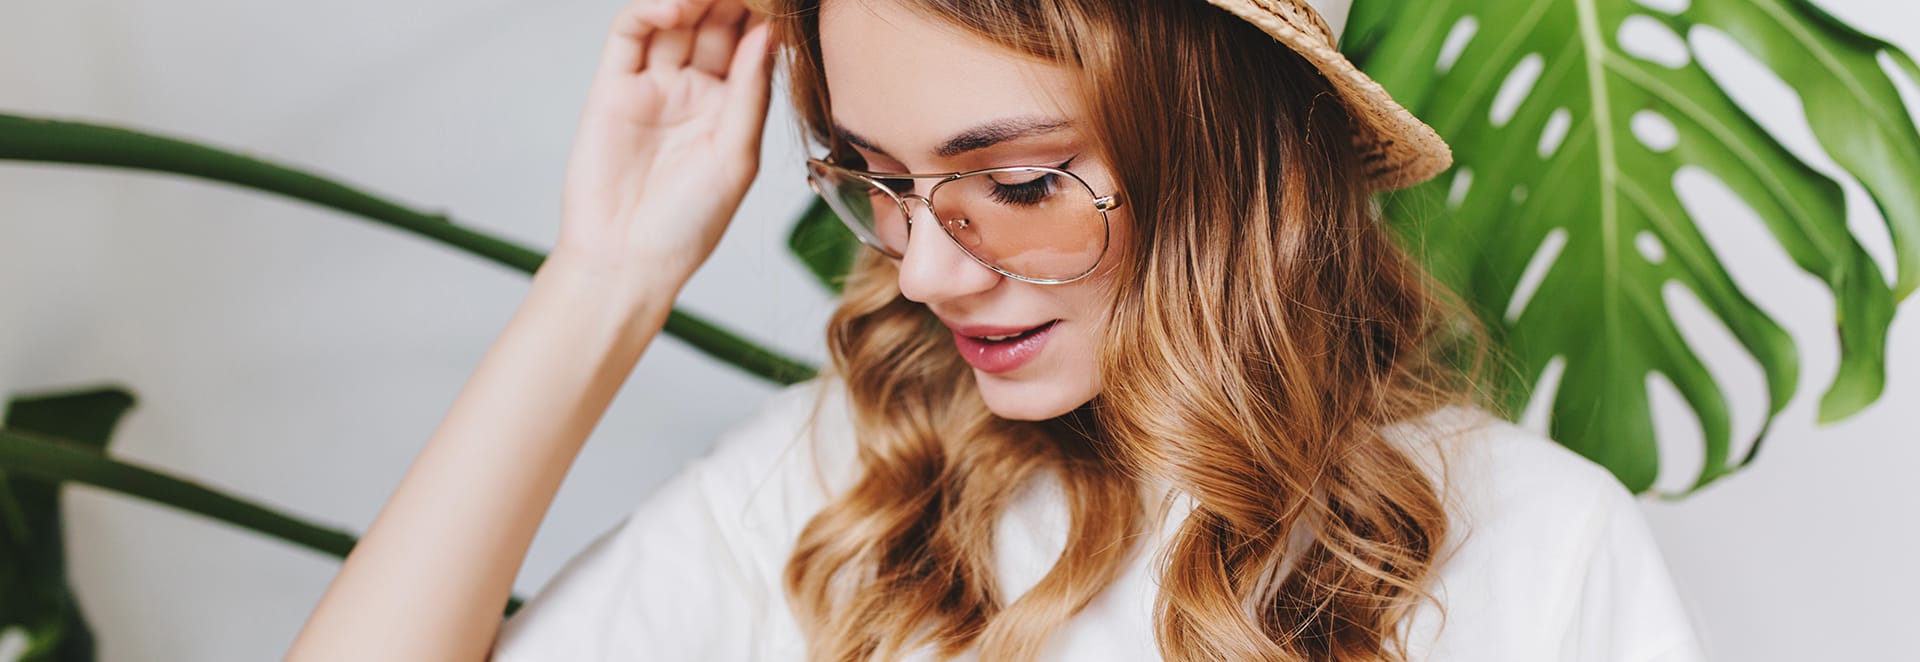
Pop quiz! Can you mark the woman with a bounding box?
[287,0,1705,660]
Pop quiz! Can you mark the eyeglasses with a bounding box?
[805,157,1123,284]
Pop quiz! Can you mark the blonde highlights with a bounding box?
[767,0,1494,659]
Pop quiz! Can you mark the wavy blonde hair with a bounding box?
[765,0,1495,660]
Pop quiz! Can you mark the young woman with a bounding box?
[287,0,1706,660]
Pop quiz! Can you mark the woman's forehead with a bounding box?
[816,0,1083,162]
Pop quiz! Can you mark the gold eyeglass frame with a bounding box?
[805,157,1124,285]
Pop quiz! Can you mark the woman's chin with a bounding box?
[975,371,1098,421]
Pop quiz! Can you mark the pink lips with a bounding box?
[946,319,1060,374]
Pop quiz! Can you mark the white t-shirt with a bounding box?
[490,377,1706,661]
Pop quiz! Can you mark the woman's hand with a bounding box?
[554,0,774,294]
[286,7,774,659]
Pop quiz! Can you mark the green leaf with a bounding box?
[0,388,531,620]
[1347,0,1913,494]
[1738,0,1920,303]
[0,114,816,386]
[787,198,860,294]
[0,408,358,560]
[0,387,134,662]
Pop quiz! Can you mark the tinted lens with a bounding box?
[807,162,909,256]
[935,167,1107,281]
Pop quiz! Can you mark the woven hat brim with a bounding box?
[1202,0,1454,192]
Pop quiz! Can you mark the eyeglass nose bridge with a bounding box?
[896,192,975,235]
[896,192,935,220]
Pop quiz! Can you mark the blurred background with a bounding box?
[0,0,1914,660]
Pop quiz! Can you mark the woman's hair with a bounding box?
[763,0,1495,660]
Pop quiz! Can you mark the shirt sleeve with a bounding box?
[487,456,765,662]
[1553,478,1708,662]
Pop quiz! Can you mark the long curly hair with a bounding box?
[763,0,1496,659]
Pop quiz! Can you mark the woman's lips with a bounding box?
[949,320,1060,374]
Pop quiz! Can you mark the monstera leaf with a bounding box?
[0,388,132,662]
[789,198,860,295]
[0,386,530,659]
[1345,0,1919,494]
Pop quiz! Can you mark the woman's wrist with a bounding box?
[287,242,682,661]
[530,248,682,343]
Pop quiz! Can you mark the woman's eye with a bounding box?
[988,172,1058,207]
[985,158,1077,207]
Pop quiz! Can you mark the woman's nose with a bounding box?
[894,196,1001,304]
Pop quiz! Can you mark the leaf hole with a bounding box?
[1538,107,1573,157]
[1688,26,1813,162]
[1672,166,1807,463]
[1661,279,1768,477]
[1671,166,1810,328]
[1631,110,1679,152]
[1691,25,1899,288]
[1505,227,1567,323]
[1520,355,1568,435]
[1513,184,1530,204]
[1636,230,1667,264]
[1646,369,1706,495]
[1437,16,1479,74]
[1618,14,1692,69]
[1881,51,1920,158]
[1490,53,1544,128]
[1447,166,1474,210]
[0,627,26,661]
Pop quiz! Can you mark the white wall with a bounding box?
[0,1,1911,660]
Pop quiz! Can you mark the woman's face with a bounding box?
[818,0,1130,421]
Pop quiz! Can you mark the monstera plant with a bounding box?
[1343,0,1918,495]
[0,0,1914,658]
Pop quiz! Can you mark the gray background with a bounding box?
[1,0,1914,660]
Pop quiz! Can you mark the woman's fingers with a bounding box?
[594,1,672,81]
[719,18,775,155]
[643,0,701,71]
[597,0,758,81]
[689,0,749,77]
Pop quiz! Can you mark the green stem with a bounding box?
[0,427,528,615]
[0,427,356,557]
[0,113,816,385]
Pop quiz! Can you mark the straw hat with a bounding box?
[1200,0,1453,191]
[752,0,1452,191]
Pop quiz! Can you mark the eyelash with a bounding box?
[988,157,1076,207]
[860,156,1080,207]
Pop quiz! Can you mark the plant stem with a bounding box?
[0,113,817,385]
[0,427,532,615]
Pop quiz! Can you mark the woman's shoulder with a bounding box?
[489,379,855,661]
[697,373,861,492]
[1384,404,1634,531]
[1383,405,1706,660]
[1381,403,1651,575]
[680,374,863,561]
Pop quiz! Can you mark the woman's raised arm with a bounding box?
[284,1,773,659]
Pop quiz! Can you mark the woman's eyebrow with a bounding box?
[933,117,1074,157]
[832,122,892,158]
[831,116,1075,160]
